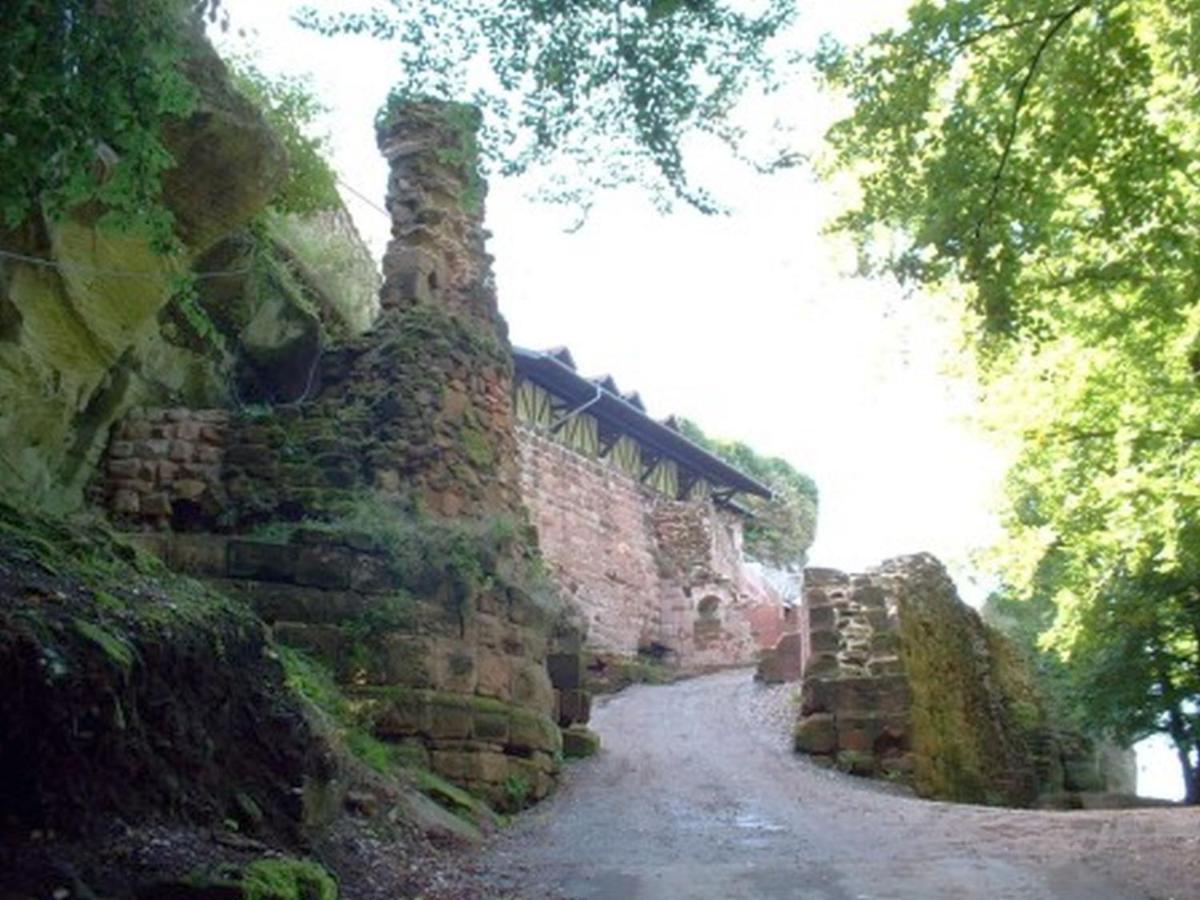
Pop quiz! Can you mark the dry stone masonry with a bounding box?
[126,528,565,807]
[791,554,1134,807]
[86,100,592,810]
[90,407,228,528]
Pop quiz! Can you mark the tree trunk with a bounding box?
[1165,709,1198,805]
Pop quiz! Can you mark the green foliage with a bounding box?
[279,645,349,721]
[820,0,1200,803]
[279,644,408,778]
[0,0,204,250]
[267,210,380,336]
[242,857,338,900]
[677,418,817,569]
[296,0,797,214]
[229,58,340,216]
[72,618,136,673]
[501,773,532,811]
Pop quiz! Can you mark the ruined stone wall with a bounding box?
[127,530,565,807]
[85,101,593,810]
[516,426,786,670]
[793,555,1047,806]
[89,407,228,529]
[370,100,523,522]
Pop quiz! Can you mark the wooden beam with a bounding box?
[677,471,698,501]
[597,429,621,459]
[640,455,662,482]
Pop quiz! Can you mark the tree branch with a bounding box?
[953,8,1083,51]
[973,1,1090,243]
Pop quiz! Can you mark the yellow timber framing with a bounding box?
[515,376,716,501]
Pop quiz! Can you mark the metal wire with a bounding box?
[0,247,250,281]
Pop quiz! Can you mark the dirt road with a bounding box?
[476,670,1198,900]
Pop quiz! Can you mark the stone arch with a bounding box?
[697,595,721,621]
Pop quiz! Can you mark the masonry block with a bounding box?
[228,540,296,582]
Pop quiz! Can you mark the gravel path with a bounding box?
[476,669,1199,900]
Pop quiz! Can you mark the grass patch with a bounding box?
[243,856,338,900]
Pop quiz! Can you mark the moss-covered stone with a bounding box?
[887,556,1039,806]
[561,726,601,759]
[0,26,284,514]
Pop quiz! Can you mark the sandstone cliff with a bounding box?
[0,25,377,516]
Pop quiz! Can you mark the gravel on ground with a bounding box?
[471,669,1200,900]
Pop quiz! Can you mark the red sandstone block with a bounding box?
[107,458,140,479]
[168,440,193,463]
[141,493,171,516]
[172,479,208,501]
[137,439,170,458]
[112,489,140,514]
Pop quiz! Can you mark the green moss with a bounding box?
[461,427,494,469]
[242,857,338,900]
[836,750,875,777]
[343,728,398,775]
[280,645,349,721]
[72,618,135,672]
[561,726,600,759]
[898,587,1040,806]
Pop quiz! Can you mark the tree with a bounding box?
[817,0,1200,801]
[1,0,211,249]
[295,0,797,214]
[228,58,339,216]
[677,418,818,569]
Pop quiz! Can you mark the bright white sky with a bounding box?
[213,1,1181,801]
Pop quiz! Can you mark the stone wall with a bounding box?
[370,99,523,522]
[793,557,1041,804]
[84,101,590,810]
[89,407,229,529]
[127,530,568,808]
[790,554,1132,807]
[517,426,786,670]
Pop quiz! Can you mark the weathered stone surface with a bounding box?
[557,689,591,726]
[228,540,296,583]
[381,635,437,689]
[561,726,601,759]
[475,651,513,701]
[794,713,837,755]
[791,554,1050,807]
[756,631,805,684]
[517,426,789,671]
[294,544,353,590]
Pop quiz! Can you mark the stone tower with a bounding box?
[316,99,524,521]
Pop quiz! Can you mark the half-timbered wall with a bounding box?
[514,376,711,502]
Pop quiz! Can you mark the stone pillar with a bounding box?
[377,100,502,330]
[328,98,524,520]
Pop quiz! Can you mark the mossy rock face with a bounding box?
[883,554,1039,806]
[0,24,283,514]
[0,503,338,838]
